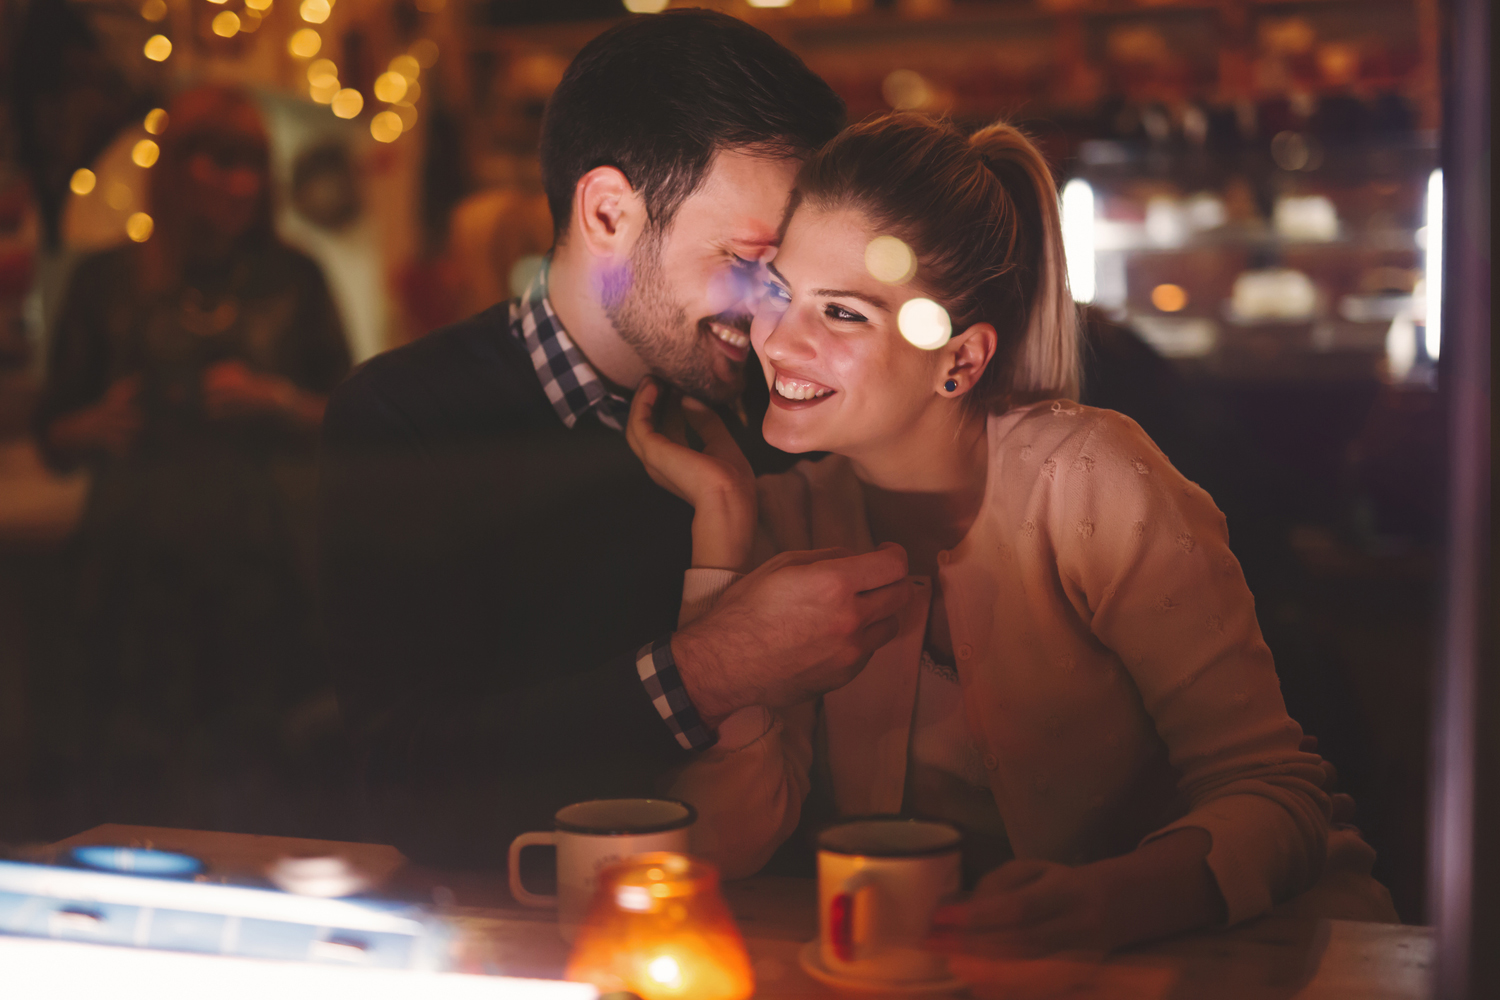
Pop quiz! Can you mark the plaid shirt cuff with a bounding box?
[636,635,717,752]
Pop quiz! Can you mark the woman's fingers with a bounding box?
[681,398,752,476]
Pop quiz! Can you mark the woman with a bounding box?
[34,86,350,830]
[627,114,1392,954]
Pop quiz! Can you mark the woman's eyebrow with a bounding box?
[766,262,891,312]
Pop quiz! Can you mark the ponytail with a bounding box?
[796,113,1082,412]
[969,124,1080,402]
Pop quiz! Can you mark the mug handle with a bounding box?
[507,831,558,908]
[830,871,877,963]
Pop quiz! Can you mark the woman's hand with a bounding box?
[928,828,1224,958]
[48,374,143,458]
[626,376,756,572]
[203,360,325,426]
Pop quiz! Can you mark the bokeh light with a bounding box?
[240,9,262,32]
[411,39,439,68]
[246,0,273,9]
[747,0,794,6]
[393,102,418,129]
[69,169,97,196]
[144,108,169,134]
[310,78,340,103]
[623,0,669,11]
[882,69,932,111]
[308,58,338,86]
[898,297,952,350]
[107,183,133,211]
[207,0,227,5]
[140,0,167,21]
[143,34,173,61]
[288,28,321,57]
[126,213,154,243]
[1150,283,1188,312]
[131,140,160,168]
[330,88,364,119]
[300,0,330,23]
[211,11,240,36]
[1060,178,1096,304]
[373,72,408,103]
[389,54,420,81]
[400,79,421,104]
[865,235,916,285]
[370,111,403,143]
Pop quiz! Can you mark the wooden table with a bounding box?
[42,825,1432,1000]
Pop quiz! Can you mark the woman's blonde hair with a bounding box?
[794,113,1080,408]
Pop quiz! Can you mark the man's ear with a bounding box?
[938,322,998,396]
[572,166,646,259]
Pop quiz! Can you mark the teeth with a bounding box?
[710,323,749,349]
[774,376,833,401]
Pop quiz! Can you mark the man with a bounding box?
[320,9,912,867]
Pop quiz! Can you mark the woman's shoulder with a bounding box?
[991,399,1170,481]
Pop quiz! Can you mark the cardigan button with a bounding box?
[957,643,973,660]
[983,753,999,771]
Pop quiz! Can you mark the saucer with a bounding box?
[798,941,966,995]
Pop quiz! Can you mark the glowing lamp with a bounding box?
[565,853,753,1000]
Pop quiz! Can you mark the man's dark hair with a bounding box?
[539,9,845,241]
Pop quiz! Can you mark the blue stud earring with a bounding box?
[944,379,958,393]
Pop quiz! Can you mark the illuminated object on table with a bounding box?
[865,236,915,285]
[144,34,172,61]
[897,297,951,350]
[1060,177,1095,304]
[1424,168,1442,361]
[70,169,97,196]
[289,28,321,58]
[1150,283,1187,313]
[565,853,753,1000]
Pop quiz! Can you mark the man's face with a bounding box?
[605,148,799,404]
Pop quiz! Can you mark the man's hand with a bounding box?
[48,374,143,458]
[670,542,913,727]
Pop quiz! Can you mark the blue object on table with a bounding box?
[69,846,204,878]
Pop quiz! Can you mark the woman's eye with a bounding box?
[825,303,867,323]
[763,281,791,305]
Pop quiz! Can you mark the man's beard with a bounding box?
[604,230,746,405]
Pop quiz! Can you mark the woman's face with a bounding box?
[751,205,955,458]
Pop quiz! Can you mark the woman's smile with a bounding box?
[770,366,837,406]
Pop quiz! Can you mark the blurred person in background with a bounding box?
[32,85,351,832]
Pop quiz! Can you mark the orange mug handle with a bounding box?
[830,872,875,963]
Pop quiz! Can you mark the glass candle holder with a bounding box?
[565,852,753,1000]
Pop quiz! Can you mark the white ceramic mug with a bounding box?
[817,818,962,984]
[508,798,696,941]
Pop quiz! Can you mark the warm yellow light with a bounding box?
[1151,283,1189,312]
[140,0,167,21]
[373,72,408,103]
[623,0,669,10]
[746,0,794,7]
[143,34,173,61]
[330,88,364,119]
[310,78,340,103]
[206,0,227,5]
[307,58,338,85]
[388,54,420,81]
[393,102,418,129]
[865,236,916,285]
[245,0,272,10]
[126,212,154,242]
[211,10,239,36]
[897,297,952,350]
[370,110,403,143]
[144,108,169,134]
[240,9,261,32]
[300,0,330,22]
[399,79,421,104]
[288,28,321,57]
[410,38,438,68]
[131,139,160,168]
[69,169,97,196]
[647,956,682,986]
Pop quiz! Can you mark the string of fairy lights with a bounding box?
[67,0,439,243]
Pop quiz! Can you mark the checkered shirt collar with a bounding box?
[510,259,631,431]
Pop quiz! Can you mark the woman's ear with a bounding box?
[937,322,998,397]
[572,166,645,260]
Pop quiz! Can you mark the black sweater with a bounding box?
[319,305,706,867]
